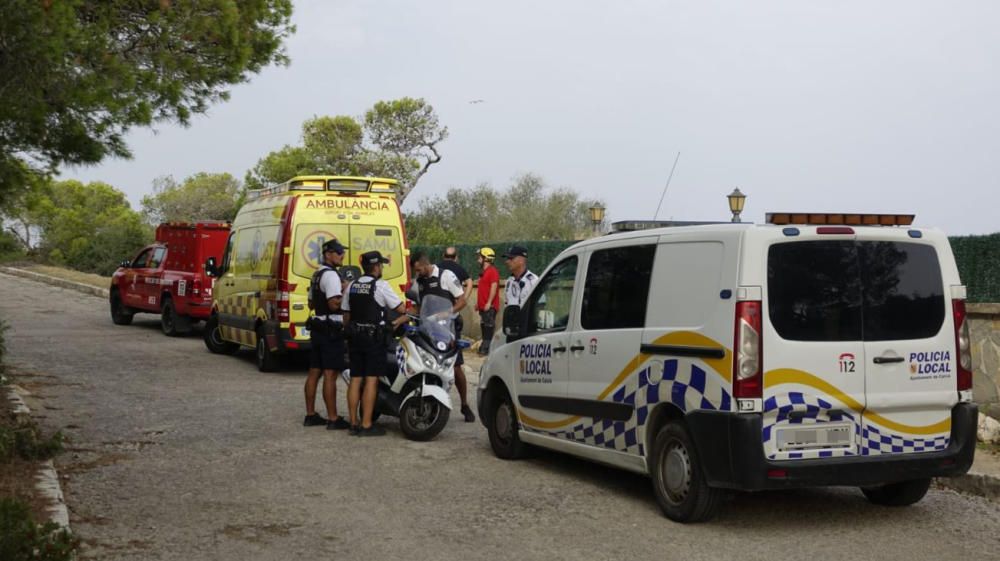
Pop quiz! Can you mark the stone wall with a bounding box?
[970,303,1000,419]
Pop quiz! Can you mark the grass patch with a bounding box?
[21,265,109,290]
[0,498,79,561]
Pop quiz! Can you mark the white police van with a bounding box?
[477,213,977,522]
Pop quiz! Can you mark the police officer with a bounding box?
[303,239,351,430]
[409,251,475,422]
[502,245,539,308]
[342,250,408,436]
[436,247,475,422]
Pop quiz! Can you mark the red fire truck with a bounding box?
[110,222,230,335]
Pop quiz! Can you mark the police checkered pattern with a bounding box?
[761,391,950,459]
[527,360,733,457]
[860,424,949,456]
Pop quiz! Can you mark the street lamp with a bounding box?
[588,203,606,236]
[727,188,746,223]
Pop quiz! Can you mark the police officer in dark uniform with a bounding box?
[342,250,407,436]
[303,239,351,430]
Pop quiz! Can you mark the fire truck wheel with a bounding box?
[110,290,134,326]
[161,297,191,336]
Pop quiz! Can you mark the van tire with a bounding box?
[650,421,723,523]
[204,315,238,355]
[486,389,529,460]
[861,478,931,507]
[109,290,133,325]
[161,297,191,336]
[256,326,279,372]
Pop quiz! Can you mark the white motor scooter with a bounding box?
[342,294,468,441]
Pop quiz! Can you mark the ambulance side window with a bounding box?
[524,257,578,334]
[219,232,236,275]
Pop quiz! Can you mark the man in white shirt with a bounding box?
[409,251,475,422]
[502,245,539,308]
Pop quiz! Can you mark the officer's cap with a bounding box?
[322,239,347,254]
[502,245,528,259]
[360,250,389,265]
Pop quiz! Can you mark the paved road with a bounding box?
[4,272,1000,561]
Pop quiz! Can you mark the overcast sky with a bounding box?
[64,1,1000,235]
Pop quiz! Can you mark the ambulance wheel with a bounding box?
[650,421,722,523]
[161,297,191,336]
[861,478,931,507]
[399,397,449,441]
[204,315,238,355]
[486,389,529,460]
[109,290,133,325]
[256,327,279,372]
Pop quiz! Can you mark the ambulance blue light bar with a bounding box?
[766,213,915,226]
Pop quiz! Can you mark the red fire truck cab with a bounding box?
[110,221,231,336]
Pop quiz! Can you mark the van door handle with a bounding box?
[552,345,567,353]
[873,356,905,364]
[570,345,585,352]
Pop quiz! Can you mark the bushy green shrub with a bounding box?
[0,498,78,561]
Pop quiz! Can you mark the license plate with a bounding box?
[777,423,853,451]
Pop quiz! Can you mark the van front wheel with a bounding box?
[650,421,723,523]
[204,315,238,355]
[861,478,931,507]
[486,389,529,460]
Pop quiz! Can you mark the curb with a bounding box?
[0,266,108,299]
[937,468,1000,502]
[4,384,71,530]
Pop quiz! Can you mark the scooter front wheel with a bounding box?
[399,396,450,441]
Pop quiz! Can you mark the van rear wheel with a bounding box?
[861,478,931,506]
[256,327,279,372]
[650,421,723,523]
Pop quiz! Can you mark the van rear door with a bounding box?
[858,234,955,456]
[764,236,866,460]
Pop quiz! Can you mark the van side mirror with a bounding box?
[204,257,218,277]
[502,305,522,339]
[119,260,131,268]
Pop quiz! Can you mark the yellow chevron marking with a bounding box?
[765,368,951,435]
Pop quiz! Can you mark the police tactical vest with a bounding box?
[348,278,383,325]
[417,274,456,304]
[310,266,338,317]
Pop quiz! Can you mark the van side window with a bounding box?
[581,245,655,330]
[525,257,578,334]
[132,248,152,269]
[767,241,944,342]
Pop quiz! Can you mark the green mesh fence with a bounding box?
[409,241,576,277]
[413,235,1000,303]
[950,234,1000,303]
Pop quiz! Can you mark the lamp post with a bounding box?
[588,203,606,236]
[727,188,746,223]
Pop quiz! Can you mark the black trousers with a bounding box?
[479,309,496,353]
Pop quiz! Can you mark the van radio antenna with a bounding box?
[653,151,681,220]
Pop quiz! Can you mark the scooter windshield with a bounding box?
[419,295,455,350]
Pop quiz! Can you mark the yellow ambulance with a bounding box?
[203,176,410,371]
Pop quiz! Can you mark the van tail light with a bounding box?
[192,276,202,296]
[734,300,763,399]
[953,299,972,391]
[275,197,298,322]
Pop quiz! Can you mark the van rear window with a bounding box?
[767,241,944,342]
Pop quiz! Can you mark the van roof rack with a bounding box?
[246,175,398,201]
[766,213,915,226]
[610,220,732,233]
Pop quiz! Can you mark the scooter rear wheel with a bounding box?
[399,396,449,441]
